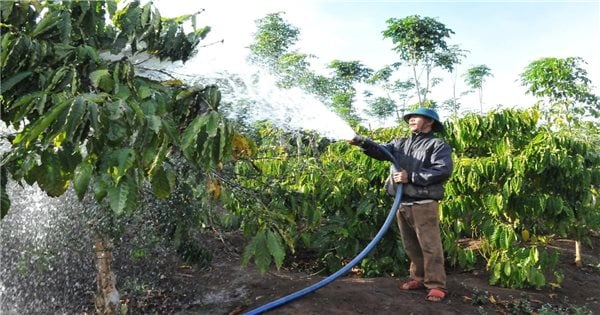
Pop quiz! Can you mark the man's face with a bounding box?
[407,115,433,133]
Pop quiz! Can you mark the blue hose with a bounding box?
[244,145,401,315]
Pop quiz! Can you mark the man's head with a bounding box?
[403,108,443,133]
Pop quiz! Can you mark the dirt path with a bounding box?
[163,235,599,315]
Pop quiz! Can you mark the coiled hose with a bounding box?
[244,145,401,315]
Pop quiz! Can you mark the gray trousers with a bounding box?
[396,201,446,290]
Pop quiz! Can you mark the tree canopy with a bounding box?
[1,0,232,218]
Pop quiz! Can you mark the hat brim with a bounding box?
[404,114,444,132]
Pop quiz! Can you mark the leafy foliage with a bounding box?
[442,109,600,288]
[0,1,232,219]
[247,12,372,125]
[463,64,493,113]
[221,109,599,290]
[221,125,408,275]
[248,12,300,70]
[520,57,599,129]
[382,15,459,107]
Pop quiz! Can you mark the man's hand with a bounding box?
[347,134,364,146]
[392,170,409,184]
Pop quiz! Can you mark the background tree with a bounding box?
[440,45,469,118]
[463,64,493,113]
[364,93,397,124]
[520,57,599,131]
[382,15,458,107]
[0,1,232,313]
[248,12,300,71]
[248,12,373,124]
[365,65,415,123]
[327,60,373,124]
[247,12,319,92]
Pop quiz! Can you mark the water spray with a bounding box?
[244,140,402,314]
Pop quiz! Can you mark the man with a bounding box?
[348,108,453,302]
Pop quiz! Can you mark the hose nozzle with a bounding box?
[348,134,364,146]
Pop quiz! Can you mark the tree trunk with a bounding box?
[575,240,583,267]
[412,64,422,107]
[451,70,458,117]
[479,87,483,114]
[94,234,120,314]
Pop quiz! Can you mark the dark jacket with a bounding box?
[357,132,453,200]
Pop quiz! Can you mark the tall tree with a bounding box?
[520,57,599,131]
[364,93,397,124]
[327,60,373,124]
[382,15,458,107]
[366,64,416,123]
[248,12,372,124]
[0,1,232,313]
[440,45,469,117]
[248,12,300,70]
[463,64,493,114]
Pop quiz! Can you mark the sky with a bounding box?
[155,0,600,122]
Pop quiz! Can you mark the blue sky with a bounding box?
[157,0,600,118]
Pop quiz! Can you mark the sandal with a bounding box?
[399,279,425,290]
[426,288,446,302]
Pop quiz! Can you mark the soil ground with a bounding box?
[121,232,600,315]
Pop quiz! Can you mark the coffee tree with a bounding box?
[1,1,232,313]
[221,125,409,276]
[442,109,600,288]
[224,108,599,290]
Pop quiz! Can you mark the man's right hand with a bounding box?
[347,134,364,146]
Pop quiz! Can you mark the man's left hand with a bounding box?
[392,170,409,184]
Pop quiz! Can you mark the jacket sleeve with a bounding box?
[410,140,453,186]
[357,138,398,163]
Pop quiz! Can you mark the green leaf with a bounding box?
[15,97,70,147]
[31,11,61,37]
[490,262,501,285]
[64,96,87,139]
[107,176,137,216]
[87,101,99,132]
[254,231,271,273]
[93,175,109,201]
[58,10,72,43]
[266,230,285,269]
[146,115,161,134]
[10,91,46,124]
[35,152,70,197]
[151,165,174,199]
[107,120,127,142]
[161,117,180,146]
[181,114,209,160]
[111,148,136,180]
[89,69,113,92]
[241,234,258,267]
[205,111,219,137]
[73,161,93,200]
[503,262,512,277]
[138,85,152,99]
[108,180,129,215]
[1,71,32,94]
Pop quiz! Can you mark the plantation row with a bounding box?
[223,108,600,288]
